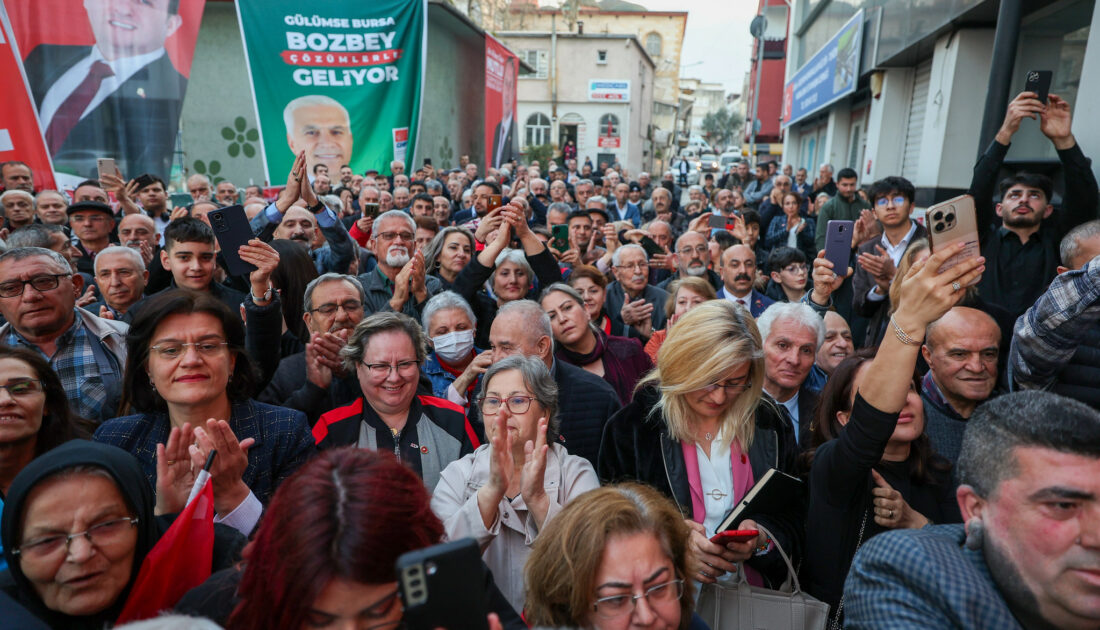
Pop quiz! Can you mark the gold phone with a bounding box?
[925,194,981,286]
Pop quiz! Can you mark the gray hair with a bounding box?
[575,178,594,189]
[303,273,366,313]
[0,246,72,274]
[611,243,647,268]
[340,311,428,373]
[546,202,572,217]
[6,223,64,250]
[35,189,68,206]
[1059,219,1100,267]
[688,185,703,195]
[373,209,416,235]
[819,163,834,173]
[539,282,584,309]
[94,245,146,274]
[756,302,825,348]
[0,189,34,207]
[958,391,1100,498]
[587,195,607,209]
[491,248,534,291]
[114,615,224,630]
[496,299,552,342]
[425,179,444,193]
[283,94,349,135]
[320,194,342,214]
[479,354,561,439]
[423,226,475,273]
[422,290,477,332]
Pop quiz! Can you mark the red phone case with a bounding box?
[710,529,759,544]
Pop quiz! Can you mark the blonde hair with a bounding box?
[663,276,718,321]
[640,300,764,449]
[523,483,694,628]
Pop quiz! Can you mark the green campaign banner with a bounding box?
[235,0,426,181]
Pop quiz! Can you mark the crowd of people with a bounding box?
[0,89,1098,630]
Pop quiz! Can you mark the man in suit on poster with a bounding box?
[23,0,188,180]
[490,57,518,169]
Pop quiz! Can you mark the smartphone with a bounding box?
[710,529,760,545]
[362,202,380,219]
[207,205,258,277]
[551,224,569,251]
[96,158,116,181]
[423,158,432,166]
[1025,70,1053,104]
[824,220,853,275]
[639,235,665,258]
[708,214,733,230]
[926,194,981,286]
[487,194,502,213]
[397,539,488,630]
[132,173,155,191]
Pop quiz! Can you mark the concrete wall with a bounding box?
[419,4,486,170]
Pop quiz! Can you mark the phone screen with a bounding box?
[551,224,569,251]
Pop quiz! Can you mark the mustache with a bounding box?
[734,273,752,283]
[289,234,311,242]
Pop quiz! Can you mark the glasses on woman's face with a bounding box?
[150,340,229,360]
[701,375,751,396]
[363,360,420,379]
[0,378,43,397]
[478,395,535,416]
[592,578,684,618]
[13,516,138,561]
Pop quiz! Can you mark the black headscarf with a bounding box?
[0,440,158,629]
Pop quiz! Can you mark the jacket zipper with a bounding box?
[658,434,687,518]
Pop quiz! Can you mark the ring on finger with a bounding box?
[952,281,962,292]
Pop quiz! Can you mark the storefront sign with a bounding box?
[782,10,863,128]
[598,136,620,148]
[588,80,630,102]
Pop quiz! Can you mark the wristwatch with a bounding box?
[308,201,326,214]
[251,284,274,303]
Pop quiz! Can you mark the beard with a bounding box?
[386,246,410,267]
[1001,205,1044,229]
[685,263,707,277]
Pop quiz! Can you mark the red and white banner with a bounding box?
[0,6,55,191]
[485,35,518,171]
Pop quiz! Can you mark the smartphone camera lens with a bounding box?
[932,211,943,221]
[935,222,945,232]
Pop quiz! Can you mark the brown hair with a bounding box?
[567,264,608,289]
[663,276,717,321]
[524,483,694,628]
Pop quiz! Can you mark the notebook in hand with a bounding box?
[716,468,803,533]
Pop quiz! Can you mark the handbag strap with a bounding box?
[750,523,803,593]
[829,508,870,630]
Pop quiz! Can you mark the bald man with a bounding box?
[920,306,1001,463]
[805,311,853,393]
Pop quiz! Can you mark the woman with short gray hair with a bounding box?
[431,354,599,612]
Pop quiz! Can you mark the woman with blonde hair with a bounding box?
[598,300,801,589]
[524,483,707,629]
[643,276,717,361]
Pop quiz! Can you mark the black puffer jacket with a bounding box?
[598,385,805,587]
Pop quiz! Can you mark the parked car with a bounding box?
[700,153,720,172]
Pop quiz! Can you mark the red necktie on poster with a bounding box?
[44,60,113,153]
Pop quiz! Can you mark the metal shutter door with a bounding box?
[901,60,932,180]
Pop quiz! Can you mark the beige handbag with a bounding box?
[696,524,829,630]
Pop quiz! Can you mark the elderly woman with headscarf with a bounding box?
[0,441,242,629]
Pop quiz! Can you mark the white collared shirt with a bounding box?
[39,47,167,130]
[723,290,751,309]
[867,221,919,302]
[696,429,734,536]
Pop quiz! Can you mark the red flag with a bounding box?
[116,477,215,623]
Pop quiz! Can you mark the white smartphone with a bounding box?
[96,157,116,181]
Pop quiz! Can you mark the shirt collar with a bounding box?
[89,46,167,86]
[374,265,395,291]
[920,371,966,420]
[880,220,919,249]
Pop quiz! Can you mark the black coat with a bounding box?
[257,351,363,426]
[598,385,805,586]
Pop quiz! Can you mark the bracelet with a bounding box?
[307,202,325,214]
[889,316,923,346]
[251,284,274,303]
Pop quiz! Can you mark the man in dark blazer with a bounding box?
[757,302,824,447]
[23,0,187,180]
[604,244,669,344]
[716,243,774,318]
[490,59,518,168]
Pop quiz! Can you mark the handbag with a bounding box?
[696,524,829,630]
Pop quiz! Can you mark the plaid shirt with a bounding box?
[1008,255,1100,392]
[845,524,1024,629]
[4,309,118,422]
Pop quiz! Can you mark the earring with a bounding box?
[149,376,157,393]
[964,519,984,550]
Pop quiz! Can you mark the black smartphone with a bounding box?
[132,173,155,191]
[207,205,257,277]
[1025,70,1053,104]
[397,539,488,630]
[423,158,432,166]
[551,224,569,251]
[639,235,665,257]
[824,220,853,276]
[362,202,380,219]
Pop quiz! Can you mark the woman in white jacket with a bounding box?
[432,354,600,612]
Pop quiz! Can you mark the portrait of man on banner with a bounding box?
[283,95,354,178]
[15,0,203,182]
[490,56,518,169]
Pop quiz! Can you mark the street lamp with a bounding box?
[749,14,767,161]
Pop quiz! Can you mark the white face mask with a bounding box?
[432,329,475,364]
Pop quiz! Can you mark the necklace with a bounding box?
[705,432,713,441]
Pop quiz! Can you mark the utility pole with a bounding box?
[749,14,767,161]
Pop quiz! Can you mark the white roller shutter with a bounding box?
[901,60,932,181]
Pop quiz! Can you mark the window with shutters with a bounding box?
[526,113,552,146]
[518,50,548,79]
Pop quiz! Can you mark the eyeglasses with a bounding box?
[875,195,907,207]
[310,300,364,316]
[13,517,139,560]
[701,376,751,395]
[593,579,684,618]
[0,379,43,397]
[150,341,229,359]
[0,274,71,298]
[70,214,109,224]
[363,360,419,378]
[478,395,536,415]
[782,264,808,274]
[377,231,415,242]
[677,245,709,256]
[615,261,649,271]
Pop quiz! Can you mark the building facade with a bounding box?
[781,0,1099,205]
[497,31,655,173]
[743,0,791,160]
